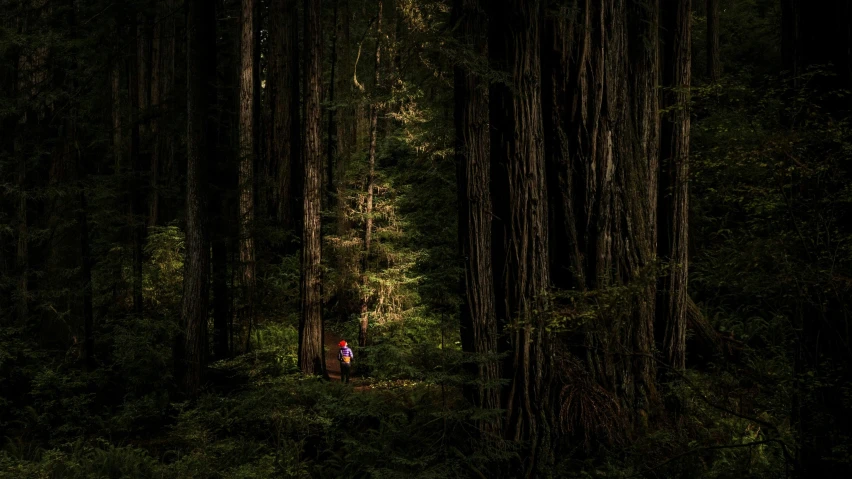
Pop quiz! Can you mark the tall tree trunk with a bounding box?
[299,0,324,376]
[237,0,257,353]
[658,0,691,372]
[453,0,500,436]
[542,0,660,442]
[326,0,338,212]
[359,0,382,348]
[706,0,720,82]
[182,0,216,396]
[336,0,352,237]
[268,0,300,234]
[128,29,145,316]
[16,143,27,325]
[487,0,551,471]
[150,0,176,226]
[212,1,239,360]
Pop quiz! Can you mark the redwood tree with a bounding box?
[359,0,383,348]
[299,0,324,376]
[658,0,691,372]
[182,0,216,396]
[237,0,257,353]
[487,0,551,469]
[453,0,499,434]
[706,0,720,82]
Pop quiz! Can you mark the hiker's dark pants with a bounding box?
[340,362,351,383]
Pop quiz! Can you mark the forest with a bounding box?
[1,0,851,477]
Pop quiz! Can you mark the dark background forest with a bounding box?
[1,0,851,477]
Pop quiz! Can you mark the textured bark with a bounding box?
[336,0,353,236]
[267,0,300,232]
[325,0,338,212]
[299,0,324,376]
[453,0,500,434]
[359,0,383,348]
[183,0,216,396]
[706,0,720,82]
[658,0,691,371]
[487,0,552,470]
[237,0,257,353]
[542,0,660,433]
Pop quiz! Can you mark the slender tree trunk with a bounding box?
[212,2,238,360]
[128,30,144,315]
[299,0,324,376]
[336,0,352,236]
[238,0,257,353]
[326,0,339,212]
[487,0,551,471]
[658,0,691,372]
[268,0,300,234]
[360,0,382,348]
[150,0,176,226]
[16,145,27,324]
[706,0,720,82]
[453,0,499,436]
[182,0,216,396]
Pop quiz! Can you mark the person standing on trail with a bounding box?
[338,340,354,384]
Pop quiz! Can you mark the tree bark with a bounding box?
[487,0,551,470]
[326,0,339,212]
[453,0,500,435]
[706,0,720,82]
[658,0,691,372]
[182,0,216,396]
[299,0,324,376]
[267,0,301,234]
[237,0,257,353]
[128,27,146,316]
[360,0,383,348]
[150,0,177,226]
[542,0,660,438]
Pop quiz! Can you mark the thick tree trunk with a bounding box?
[487,0,552,470]
[237,0,257,353]
[658,0,691,372]
[453,0,500,435]
[359,0,382,348]
[542,0,660,440]
[182,0,216,396]
[706,0,720,82]
[299,0,324,376]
